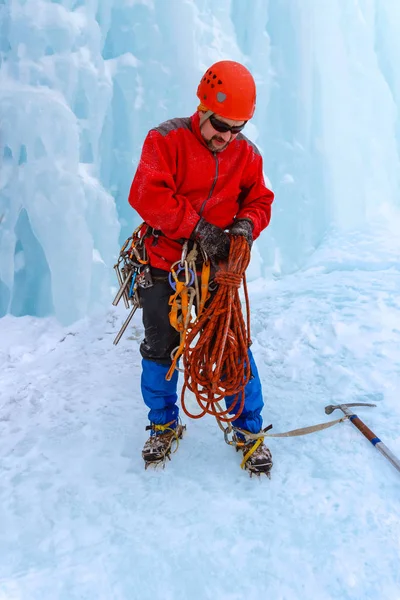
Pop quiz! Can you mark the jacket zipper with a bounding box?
[199,152,219,217]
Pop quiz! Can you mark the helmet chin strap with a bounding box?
[199,109,214,128]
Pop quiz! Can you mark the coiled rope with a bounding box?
[181,236,251,422]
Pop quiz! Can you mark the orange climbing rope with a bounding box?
[181,236,252,422]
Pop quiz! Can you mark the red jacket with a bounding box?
[129,111,274,270]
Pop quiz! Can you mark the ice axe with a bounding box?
[325,402,400,474]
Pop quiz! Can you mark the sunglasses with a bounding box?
[209,114,247,135]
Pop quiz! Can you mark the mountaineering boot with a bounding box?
[142,420,186,468]
[241,440,273,478]
[233,429,273,478]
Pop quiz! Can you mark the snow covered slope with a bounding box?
[1,227,400,599]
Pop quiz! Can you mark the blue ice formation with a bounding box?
[0,1,399,324]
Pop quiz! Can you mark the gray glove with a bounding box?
[192,218,230,264]
[229,219,254,249]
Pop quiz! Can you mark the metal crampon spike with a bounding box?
[144,454,170,471]
[246,466,271,479]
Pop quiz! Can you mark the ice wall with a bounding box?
[0,1,119,324]
[0,0,399,324]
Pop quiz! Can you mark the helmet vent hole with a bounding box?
[207,79,210,84]
[209,71,212,75]
[218,80,222,85]
[213,74,217,79]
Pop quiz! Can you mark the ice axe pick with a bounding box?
[325,402,400,474]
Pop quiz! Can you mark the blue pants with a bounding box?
[141,348,263,433]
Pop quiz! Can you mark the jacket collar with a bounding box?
[191,111,210,149]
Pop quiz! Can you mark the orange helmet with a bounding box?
[197,60,256,121]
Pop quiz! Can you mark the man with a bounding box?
[128,60,274,475]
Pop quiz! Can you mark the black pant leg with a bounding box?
[137,273,180,365]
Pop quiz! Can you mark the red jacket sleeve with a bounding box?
[236,149,274,239]
[129,130,201,239]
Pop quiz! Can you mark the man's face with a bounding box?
[200,113,246,153]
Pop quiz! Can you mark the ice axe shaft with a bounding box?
[325,403,400,474]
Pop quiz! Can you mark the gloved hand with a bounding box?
[192,218,230,265]
[229,218,254,249]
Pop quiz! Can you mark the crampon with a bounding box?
[142,421,186,469]
[234,429,273,478]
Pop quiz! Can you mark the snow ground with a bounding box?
[0,230,400,600]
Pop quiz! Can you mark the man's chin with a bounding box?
[208,141,228,152]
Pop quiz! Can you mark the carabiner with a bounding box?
[128,271,137,297]
[168,263,195,291]
[130,246,149,265]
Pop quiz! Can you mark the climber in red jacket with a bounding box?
[128,60,274,476]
